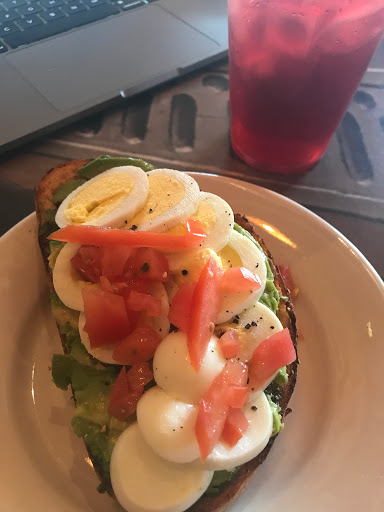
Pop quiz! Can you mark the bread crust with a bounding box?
[35,160,298,512]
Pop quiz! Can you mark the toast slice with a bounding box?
[35,158,298,511]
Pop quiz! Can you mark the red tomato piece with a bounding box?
[101,246,133,277]
[195,358,248,461]
[221,408,249,447]
[126,362,153,392]
[221,267,262,293]
[108,367,143,422]
[116,277,153,296]
[132,248,169,282]
[278,264,298,300]
[195,374,228,462]
[168,282,196,332]
[249,328,296,391]
[222,358,248,387]
[99,275,114,293]
[48,218,206,249]
[188,258,224,372]
[125,290,162,317]
[71,245,103,283]
[227,386,249,409]
[218,330,241,359]
[82,288,131,348]
[112,326,162,365]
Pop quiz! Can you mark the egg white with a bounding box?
[111,423,214,512]
[136,386,200,464]
[153,332,226,405]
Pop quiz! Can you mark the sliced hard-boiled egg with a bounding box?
[78,282,170,365]
[52,242,97,311]
[55,166,149,228]
[219,302,283,363]
[201,392,273,471]
[126,169,200,232]
[216,230,267,324]
[111,422,213,512]
[136,386,200,464]
[153,332,225,405]
[166,192,234,271]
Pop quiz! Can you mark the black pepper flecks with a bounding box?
[130,224,138,230]
[149,208,153,213]
[181,269,188,276]
[245,323,251,330]
[251,321,257,327]
[232,318,239,325]
[270,326,275,329]
[251,405,258,411]
[141,262,150,273]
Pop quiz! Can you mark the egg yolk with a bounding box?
[173,249,222,286]
[217,245,242,271]
[129,175,185,226]
[64,173,136,224]
[167,200,216,236]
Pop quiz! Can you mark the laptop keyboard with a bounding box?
[0,0,157,50]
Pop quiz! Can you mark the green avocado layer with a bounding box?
[48,157,287,496]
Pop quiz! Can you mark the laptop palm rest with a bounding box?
[6,5,219,112]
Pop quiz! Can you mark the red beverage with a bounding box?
[228,0,384,174]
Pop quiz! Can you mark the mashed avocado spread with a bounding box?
[48,156,286,495]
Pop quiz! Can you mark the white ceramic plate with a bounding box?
[1,174,383,512]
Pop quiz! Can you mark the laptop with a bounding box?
[0,0,228,153]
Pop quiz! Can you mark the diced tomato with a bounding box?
[221,267,262,293]
[71,245,103,283]
[82,288,131,347]
[116,277,153,296]
[195,358,248,461]
[125,290,162,317]
[101,246,133,277]
[126,362,153,392]
[132,248,169,282]
[222,358,248,387]
[227,386,249,409]
[248,328,296,391]
[218,330,241,359]
[168,282,196,332]
[108,367,143,422]
[221,408,249,447]
[188,258,224,372]
[99,275,114,293]
[195,374,228,462]
[278,264,297,300]
[48,218,206,250]
[112,326,162,365]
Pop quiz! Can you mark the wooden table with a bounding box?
[1,41,383,279]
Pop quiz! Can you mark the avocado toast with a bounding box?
[35,156,298,512]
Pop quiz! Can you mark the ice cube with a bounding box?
[316,1,384,55]
[263,6,322,59]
